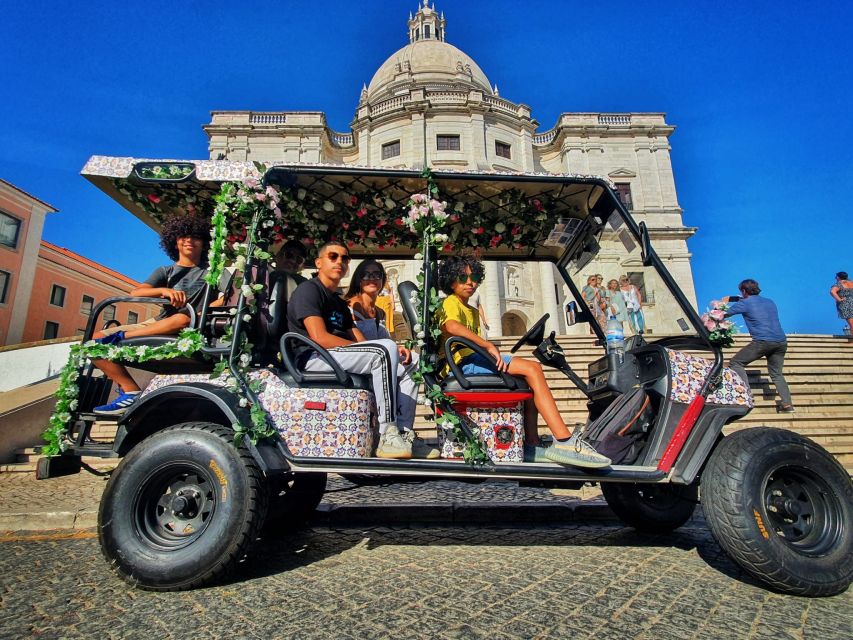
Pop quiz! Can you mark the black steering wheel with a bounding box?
[510,313,550,353]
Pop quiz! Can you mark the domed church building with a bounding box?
[204,1,697,337]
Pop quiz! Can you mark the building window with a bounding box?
[0,270,9,304]
[103,305,116,322]
[81,295,94,316]
[50,284,66,307]
[437,134,460,151]
[615,183,633,210]
[381,140,400,160]
[424,24,431,39]
[44,321,59,340]
[0,212,22,249]
[495,141,512,159]
[127,311,139,325]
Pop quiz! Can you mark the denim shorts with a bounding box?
[460,352,512,375]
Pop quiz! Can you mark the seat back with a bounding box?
[397,280,421,336]
[255,271,302,365]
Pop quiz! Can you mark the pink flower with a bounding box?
[147,194,161,204]
[255,193,266,202]
[473,227,484,234]
[367,229,376,238]
[511,226,520,236]
[411,193,427,204]
[703,318,716,331]
[376,219,387,228]
[243,178,259,189]
[273,207,282,219]
[449,214,460,223]
[709,309,726,321]
[350,196,358,207]
[532,198,543,212]
[710,299,723,309]
[443,243,454,252]
[489,235,501,248]
[356,208,367,218]
[341,222,350,229]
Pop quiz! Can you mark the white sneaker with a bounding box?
[404,430,440,459]
[544,434,611,468]
[376,429,412,459]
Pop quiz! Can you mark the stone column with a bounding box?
[482,261,503,338]
[538,262,562,336]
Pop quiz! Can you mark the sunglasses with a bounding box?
[457,273,484,284]
[362,271,383,281]
[325,251,351,264]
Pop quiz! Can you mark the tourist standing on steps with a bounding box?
[830,271,853,342]
[722,279,794,413]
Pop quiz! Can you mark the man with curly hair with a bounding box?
[92,214,222,415]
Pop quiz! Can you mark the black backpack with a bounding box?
[584,387,655,464]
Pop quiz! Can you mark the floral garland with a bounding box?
[136,164,194,181]
[702,300,738,348]
[41,329,205,456]
[403,169,489,464]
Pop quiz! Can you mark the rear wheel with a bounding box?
[702,427,853,597]
[98,422,267,591]
[602,481,698,533]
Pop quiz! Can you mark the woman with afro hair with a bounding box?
[91,213,224,415]
[435,255,610,468]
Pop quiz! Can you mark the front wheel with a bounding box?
[98,422,268,591]
[702,427,853,597]
[601,481,698,532]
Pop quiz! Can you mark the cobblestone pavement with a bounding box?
[1,514,852,639]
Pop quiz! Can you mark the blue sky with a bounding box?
[1,0,851,334]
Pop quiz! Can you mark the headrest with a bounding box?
[397,280,420,331]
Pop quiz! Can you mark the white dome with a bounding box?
[367,39,493,100]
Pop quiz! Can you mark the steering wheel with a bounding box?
[510,313,550,353]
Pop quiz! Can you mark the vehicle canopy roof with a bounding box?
[81,157,622,263]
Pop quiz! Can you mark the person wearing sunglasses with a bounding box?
[287,243,437,459]
[435,255,611,469]
[273,239,309,283]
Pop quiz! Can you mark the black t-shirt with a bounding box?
[286,277,354,366]
[144,263,210,319]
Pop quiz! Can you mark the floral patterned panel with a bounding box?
[81,155,260,182]
[438,403,524,463]
[140,370,377,458]
[666,349,753,407]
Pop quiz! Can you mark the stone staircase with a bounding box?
[5,334,852,475]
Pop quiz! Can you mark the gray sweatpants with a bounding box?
[303,338,419,433]
[728,339,791,405]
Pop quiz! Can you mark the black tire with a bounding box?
[98,422,268,591]
[602,481,698,533]
[263,472,327,533]
[702,427,853,597]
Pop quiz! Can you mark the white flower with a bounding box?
[297,188,307,200]
[385,198,395,209]
[239,398,248,407]
[243,314,252,321]
[135,346,149,357]
[234,255,247,271]
[177,338,195,352]
[433,233,448,243]
[416,331,425,339]
[454,202,464,212]
[494,222,506,233]
[414,252,423,260]
[69,400,78,410]
[229,308,237,316]
[58,412,72,423]
[413,324,422,333]
[418,340,426,347]
[65,385,78,398]
[239,353,251,366]
[68,371,79,382]
[323,200,335,212]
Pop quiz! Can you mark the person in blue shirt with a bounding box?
[722,279,793,413]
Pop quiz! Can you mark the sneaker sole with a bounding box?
[93,408,129,416]
[412,452,441,460]
[375,450,413,459]
[543,452,611,468]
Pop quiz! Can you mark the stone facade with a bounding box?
[204,1,696,336]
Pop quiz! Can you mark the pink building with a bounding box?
[0,179,58,346]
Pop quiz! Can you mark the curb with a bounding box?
[0,501,614,533]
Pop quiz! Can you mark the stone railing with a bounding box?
[532,129,557,145]
[429,91,468,103]
[331,131,354,147]
[249,113,287,124]
[371,96,408,116]
[598,114,631,126]
[483,95,518,116]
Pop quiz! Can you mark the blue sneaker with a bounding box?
[95,331,125,345]
[93,391,140,416]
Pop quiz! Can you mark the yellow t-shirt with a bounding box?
[375,294,394,336]
[435,293,480,372]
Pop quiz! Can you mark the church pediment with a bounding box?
[608,168,636,178]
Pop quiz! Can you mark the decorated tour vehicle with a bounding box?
[38,158,852,596]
